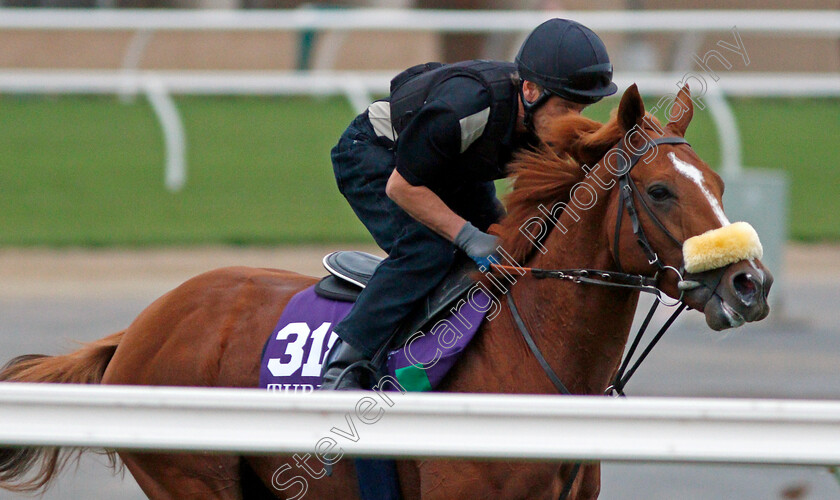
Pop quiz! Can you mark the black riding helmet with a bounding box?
[516,18,618,124]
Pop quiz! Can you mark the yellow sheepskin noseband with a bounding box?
[682,222,763,274]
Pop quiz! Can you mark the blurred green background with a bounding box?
[0,95,836,246]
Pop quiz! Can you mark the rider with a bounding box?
[321,18,618,390]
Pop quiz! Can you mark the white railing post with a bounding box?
[143,76,187,193]
[704,87,743,177]
[342,76,374,115]
[118,28,155,103]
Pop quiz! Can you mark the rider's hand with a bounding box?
[454,222,499,272]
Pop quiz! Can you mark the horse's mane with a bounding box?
[496,111,649,264]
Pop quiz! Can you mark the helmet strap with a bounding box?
[519,83,553,131]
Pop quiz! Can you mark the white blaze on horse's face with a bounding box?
[667,152,730,227]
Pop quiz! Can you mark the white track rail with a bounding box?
[0,9,838,35]
[2,9,838,189]
[0,70,837,97]
[2,382,840,465]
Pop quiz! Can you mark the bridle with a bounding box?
[494,135,693,499]
[613,137,688,291]
[605,136,691,393]
[494,135,694,395]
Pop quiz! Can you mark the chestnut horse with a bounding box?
[0,85,772,499]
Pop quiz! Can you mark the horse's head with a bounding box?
[603,84,772,330]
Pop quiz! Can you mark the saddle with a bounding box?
[315,251,476,348]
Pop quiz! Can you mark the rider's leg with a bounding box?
[324,112,457,389]
[321,178,504,389]
[319,337,367,390]
[322,221,456,389]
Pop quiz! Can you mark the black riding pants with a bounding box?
[331,111,502,357]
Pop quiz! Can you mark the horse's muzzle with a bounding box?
[683,258,773,331]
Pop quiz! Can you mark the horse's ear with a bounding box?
[617,84,645,132]
[667,85,693,137]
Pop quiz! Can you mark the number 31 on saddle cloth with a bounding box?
[258,251,490,393]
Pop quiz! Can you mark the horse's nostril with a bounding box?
[732,272,759,306]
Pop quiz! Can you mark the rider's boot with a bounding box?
[319,338,369,390]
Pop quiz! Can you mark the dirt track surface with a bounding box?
[0,244,386,299]
[0,242,835,298]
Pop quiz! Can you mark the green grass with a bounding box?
[0,95,364,245]
[729,98,840,241]
[0,95,836,245]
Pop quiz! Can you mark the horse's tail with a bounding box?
[0,330,122,385]
[0,330,124,492]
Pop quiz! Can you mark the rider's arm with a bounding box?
[386,170,498,267]
[388,82,499,263]
[388,99,470,242]
[385,169,466,242]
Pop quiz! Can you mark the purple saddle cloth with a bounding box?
[258,284,492,392]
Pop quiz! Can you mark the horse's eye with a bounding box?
[647,185,673,202]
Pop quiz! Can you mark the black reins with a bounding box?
[604,137,692,396]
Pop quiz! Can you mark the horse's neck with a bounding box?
[525,219,640,391]
[450,202,640,395]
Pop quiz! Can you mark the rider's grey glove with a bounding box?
[454,222,499,271]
